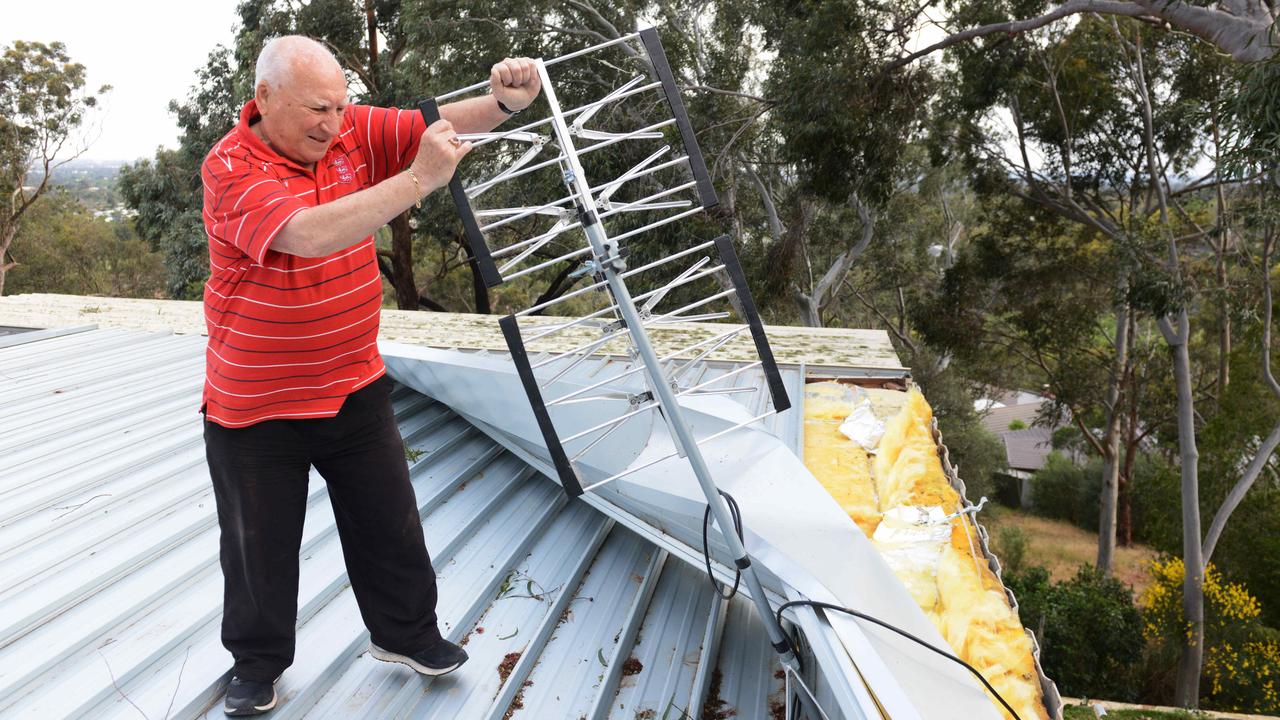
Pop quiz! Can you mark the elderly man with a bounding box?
[200,35,540,716]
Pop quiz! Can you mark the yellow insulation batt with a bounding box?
[801,382,1049,720]
[802,384,882,536]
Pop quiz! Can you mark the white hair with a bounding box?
[255,35,341,90]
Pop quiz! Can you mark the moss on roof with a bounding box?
[0,293,906,372]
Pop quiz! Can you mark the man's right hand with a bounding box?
[412,119,473,195]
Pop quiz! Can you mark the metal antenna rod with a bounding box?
[533,55,807,685]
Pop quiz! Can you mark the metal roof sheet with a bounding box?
[0,327,795,719]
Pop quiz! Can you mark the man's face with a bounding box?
[255,61,348,166]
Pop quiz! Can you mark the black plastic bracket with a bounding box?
[639,28,718,211]
[713,234,792,413]
[499,314,585,497]
[418,98,504,288]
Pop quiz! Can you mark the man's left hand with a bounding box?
[491,57,541,113]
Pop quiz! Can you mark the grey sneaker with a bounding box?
[369,638,468,676]
[223,676,277,716]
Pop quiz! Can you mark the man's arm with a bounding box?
[439,57,542,135]
[270,120,470,258]
[438,95,512,136]
[271,58,541,258]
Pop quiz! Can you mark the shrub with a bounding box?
[1029,452,1101,530]
[993,525,1028,576]
[1127,455,1182,554]
[1005,564,1144,700]
[1140,557,1280,713]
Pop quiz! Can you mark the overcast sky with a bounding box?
[3,0,244,162]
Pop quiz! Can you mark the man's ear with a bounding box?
[255,82,271,113]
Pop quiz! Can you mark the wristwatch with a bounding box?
[496,97,523,116]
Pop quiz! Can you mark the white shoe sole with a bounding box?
[369,644,463,676]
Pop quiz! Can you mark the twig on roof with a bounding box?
[52,493,111,520]
[99,650,149,720]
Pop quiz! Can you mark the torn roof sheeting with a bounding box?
[0,326,798,720]
[381,339,1003,720]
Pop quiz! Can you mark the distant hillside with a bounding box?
[23,158,128,215]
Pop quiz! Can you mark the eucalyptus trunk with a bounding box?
[795,293,822,327]
[1166,309,1205,708]
[388,212,417,310]
[1097,296,1130,575]
[0,221,14,296]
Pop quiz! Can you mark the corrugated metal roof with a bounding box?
[0,327,793,719]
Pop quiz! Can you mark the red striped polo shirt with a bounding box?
[200,99,425,428]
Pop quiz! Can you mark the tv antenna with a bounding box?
[419,27,809,708]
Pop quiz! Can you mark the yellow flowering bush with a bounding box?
[1140,557,1280,713]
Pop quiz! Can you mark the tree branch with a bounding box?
[885,0,1278,74]
[743,160,783,242]
[417,293,447,312]
[884,1,1153,72]
[681,85,772,104]
[811,196,875,307]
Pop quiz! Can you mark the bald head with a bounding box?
[251,36,349,166]
[255,35,344,92]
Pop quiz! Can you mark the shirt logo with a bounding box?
[333,155,355,184]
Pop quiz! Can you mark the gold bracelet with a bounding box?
[405,167,423,209]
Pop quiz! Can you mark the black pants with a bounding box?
[204,375,441,682]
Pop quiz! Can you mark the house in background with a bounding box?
[978,392,1067,508]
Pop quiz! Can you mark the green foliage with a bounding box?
[913,194,1122,413]
[1005,564,1145,700]
[1219,52,1280,176]
[0,40,110,293]
[1122,325,1280,632]
[118,151,209,298]
[0,40,104,192]
[6,191,165,297]
[757,0,933,205]
[1029,452,1100,530]
[992,524,1028,575]
[1128,456,1183,554]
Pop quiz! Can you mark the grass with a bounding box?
[981,503,1161,597]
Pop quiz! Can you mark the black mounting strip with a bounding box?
[418,98,504,288]
[639,27,719,211]
[713,234,792,413]
[499,314,585,497]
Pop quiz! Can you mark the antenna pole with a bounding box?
[533,56,807,683]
